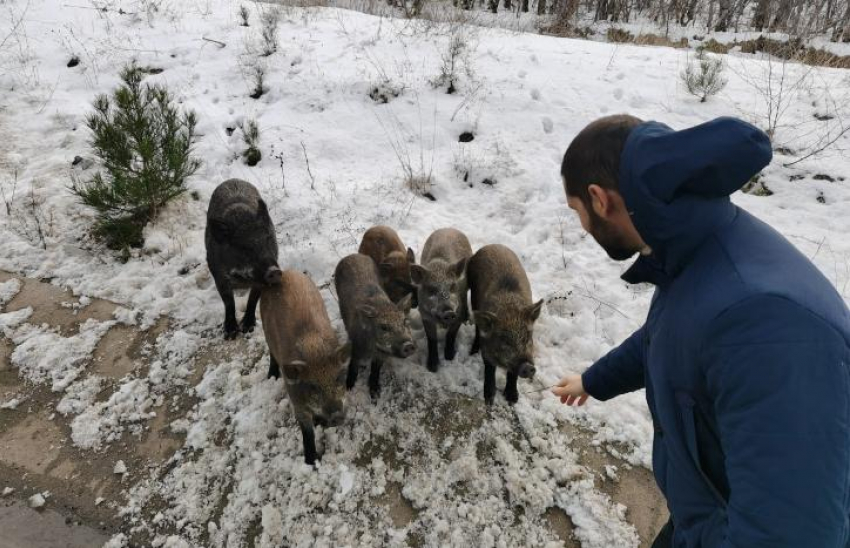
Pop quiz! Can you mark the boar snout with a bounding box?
[320,403,346,428]
[438,306,457,323]
[398,340,416,358]
[516,361,536,379]
[264,265,282,285]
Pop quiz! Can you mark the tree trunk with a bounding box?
[537,0,546,15]
[752,0,771,30]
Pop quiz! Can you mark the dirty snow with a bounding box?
[0,0,848,546]
[0,278,21,306]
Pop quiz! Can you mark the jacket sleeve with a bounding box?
[704,295,850,548]
[581,326,646,401]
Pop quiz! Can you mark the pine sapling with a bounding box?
[241,119,261,166]
[71,63,201,250]
[682,49,727,103]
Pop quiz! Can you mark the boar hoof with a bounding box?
[427,361,440,373]
[484,395,494,406]
[444,347,456,361]
[240,316,256,333]
[369,386,381,401]
[224,327,240,340]
[505,390,519,405]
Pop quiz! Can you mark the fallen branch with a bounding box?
[202,37,226,48]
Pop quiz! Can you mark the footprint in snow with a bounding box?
[531,89,541,101]
[613,88,624,100]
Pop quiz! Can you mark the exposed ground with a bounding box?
[0,270,666,547]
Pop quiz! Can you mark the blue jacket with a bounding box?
[581,117,850,547]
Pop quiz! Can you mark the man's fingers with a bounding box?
[578,394,589,406]
[552,385,572,397]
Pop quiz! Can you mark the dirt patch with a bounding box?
[3,276,117,336]
[0,500,110,548]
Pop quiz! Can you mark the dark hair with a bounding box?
[561,114,643,205]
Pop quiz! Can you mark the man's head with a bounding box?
[561,115,648,261]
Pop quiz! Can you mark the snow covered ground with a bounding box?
[1,0,849,546]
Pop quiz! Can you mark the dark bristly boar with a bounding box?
[358,225,417,311]
[411,228,472,372]
[261,270,348,466]
[335,254,415,400]
[468,244,543,405]
[206,179,281,339]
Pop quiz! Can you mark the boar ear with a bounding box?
[410,265,427,285]
[358,304,378,319]
[397,293,413,311]
[209,219,232,243]
[527,299,544,322]
[407,247,416,264]
[473,311,496,335]
[282,360,308,380]
[451,257,468,279]
[256,198,270,221]
[335,342,351,364]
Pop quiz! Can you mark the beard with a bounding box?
[587,209,641,261]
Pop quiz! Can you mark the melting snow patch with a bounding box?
[114,460,128,475]
[0,278,21,306]
[28,493,47,508]
[9,319,114,392]
[0,307,32,336]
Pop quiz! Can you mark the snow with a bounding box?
[114,460,128,475]
[8,319,114,392]
[0,278,21,306]
[2,487,15,496]
[0,0,847,547]
[28,492,47,508]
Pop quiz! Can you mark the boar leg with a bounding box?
[347,342,369,390]
[504,371,519,404]
[483,357,497,405]
[300,422,318,466]
[240,287,261,333]
[470,327,481,355]
[368,358,383,400]
[267,353,280,380]
[215,280,239,340]
[445,321,461,361]
[423,318,440,372]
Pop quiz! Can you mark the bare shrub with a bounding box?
[682,49,727,102]
[238,5,250,26]
[432,25,475,94]
[259,8,281,56]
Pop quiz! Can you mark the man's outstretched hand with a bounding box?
[552,374,590,406]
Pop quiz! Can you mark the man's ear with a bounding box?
[587,184,610,218]
[283,360,308,380]
[473,311,496,336]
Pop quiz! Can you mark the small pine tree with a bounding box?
[71,63,200,250]
[682,49,727,103]
[241,119,261,166]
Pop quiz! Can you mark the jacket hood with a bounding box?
[619,117,773,284]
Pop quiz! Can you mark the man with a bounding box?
[553,115,850,547]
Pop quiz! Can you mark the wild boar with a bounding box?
[206,179,281,339]
[261,270,348,465]
[335,254,415,399]
[358,226,417,310]
[411,228,472,372]
[468,244,543,405]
